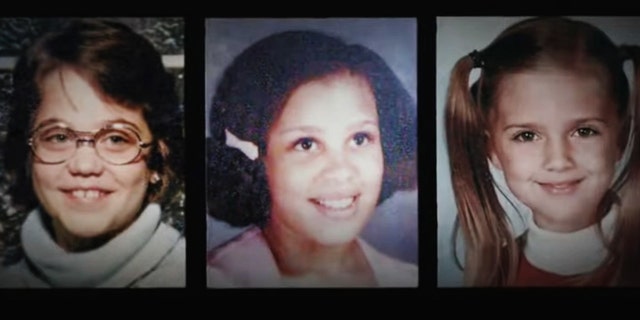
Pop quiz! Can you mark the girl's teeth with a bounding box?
[86,190,100,199]
[71,190,102,199]
[318,197,354,209]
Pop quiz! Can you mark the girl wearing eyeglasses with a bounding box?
[0,19,185,288]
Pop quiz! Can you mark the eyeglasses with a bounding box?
[28,123,153,165]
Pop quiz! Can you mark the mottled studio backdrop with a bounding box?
[0,17,184,266]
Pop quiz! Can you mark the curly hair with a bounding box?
[207,30,417,227]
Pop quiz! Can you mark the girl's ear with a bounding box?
[486,131,504,171]
[489,151,503,171]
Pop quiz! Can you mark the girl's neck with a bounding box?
[524,205,617,276]
[531,208,598,233]
[262,217,376,286]
[51,219,117,252]
[48,210,140,252]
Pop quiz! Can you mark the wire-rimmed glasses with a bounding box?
[28,122,153,165]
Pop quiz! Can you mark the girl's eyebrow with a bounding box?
[572,118,609,127]
[278,119,379,136]
[349,119,379,130]
[103,118,144,132]
[278,125,322,136]
[502,117,609,132]
[32,118,64,131]
[32,117,144,132]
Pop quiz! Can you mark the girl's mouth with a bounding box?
[61,187,113,203]
[310,195,358,219]
[72,189,107,199]
[538,179,582,195]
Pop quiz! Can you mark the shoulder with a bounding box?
[359,238,418,287]
[133,223,186,288]
[207,264,236,288]
[0,260,48,288]
[207,226,267,266]
[207,227,280,288]
[152,226,186,275]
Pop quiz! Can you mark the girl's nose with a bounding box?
[66,142,105,176]
[543,137,575,172]
[320,148,356,183]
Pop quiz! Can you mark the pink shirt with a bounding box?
[207,227,418,288]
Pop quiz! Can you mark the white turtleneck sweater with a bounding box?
[0,203,185,288]
[523,206,617,276]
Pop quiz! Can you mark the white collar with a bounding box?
[523,206,617,276]
[21,203,161,287]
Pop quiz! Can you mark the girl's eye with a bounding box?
[352,132,371,147]
[99,129,137,152]
[40,128,73,144]
[294,137,317,151]
[106,135,129,144]
[513,131,538,142]
[574,127,599,137]
[48,133,69,143]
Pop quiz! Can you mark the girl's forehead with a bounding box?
[34,67,151,134]
[497,70,609,104]
[277,73,377,122]
[492,70,616,124]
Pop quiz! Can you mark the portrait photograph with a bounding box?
[205,18,418,288]
[0,17,185,288]
[437,16,640,287]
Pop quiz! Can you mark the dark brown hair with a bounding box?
[4,19,183,212]
[207,30,417,227]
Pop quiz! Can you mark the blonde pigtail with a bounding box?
[611,45,640,286]
[445,52,518,286]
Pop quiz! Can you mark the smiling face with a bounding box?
[31,67,155,242]
[489,70,623,232]
[264,72,384,246]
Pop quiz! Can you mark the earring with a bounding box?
[150,173,161,184]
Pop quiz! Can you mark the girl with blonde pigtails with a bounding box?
[445,16,640,286]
